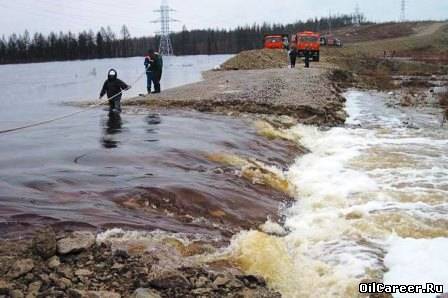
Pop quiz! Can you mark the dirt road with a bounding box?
[414,22,446,37]
[128,63,347,126]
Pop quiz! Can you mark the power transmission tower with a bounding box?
[152,0,178,56]
[354,2,361,27]
[400,0,406,22]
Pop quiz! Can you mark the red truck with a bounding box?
[263,34,289,49]
[292,31,321,62]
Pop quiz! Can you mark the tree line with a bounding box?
[0,14,365,64]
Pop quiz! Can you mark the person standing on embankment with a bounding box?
[144,49,164,94]
[304,49,310,68]
[283,36,290,51]
[289,45,298,68]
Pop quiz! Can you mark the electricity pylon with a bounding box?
[354,2,361,27]
[400,0,406,22]
[152,0,178,56]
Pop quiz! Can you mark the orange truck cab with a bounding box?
[264,34,289,49]
[293,31,321,61]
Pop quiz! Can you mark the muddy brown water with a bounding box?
[0,55,299,239]
[0,108,296,239]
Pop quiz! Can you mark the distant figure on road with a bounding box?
[304,49,310,68]
[144,49,164,94]
[99,69,130,113]
[289,46,298,68]
[283,36,290,50]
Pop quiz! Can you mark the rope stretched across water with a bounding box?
[0,68,149,135]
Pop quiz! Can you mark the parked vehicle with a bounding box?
[320,34,343,47]
[293,31,321,62]
[264,34,289,49]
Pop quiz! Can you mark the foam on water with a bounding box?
[97,228,200,246]
[384,236,448,298]
[230,90,448,297]
[345,90,364,125]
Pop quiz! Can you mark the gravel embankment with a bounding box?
[127,62,347,126]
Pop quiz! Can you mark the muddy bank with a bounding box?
[329,63,448,108]
[390,75,448,108]
[220,49,287,70]
[0,227,280,297]
[324,22,448,111]
[126,66,347,126]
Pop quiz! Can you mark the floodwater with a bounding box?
[230,90,448,298]
[0,55,230,125]
[1,56,447,297]
[0,55,285,234]
[0,55,298,240]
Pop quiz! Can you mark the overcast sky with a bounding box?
[0,0,447,37]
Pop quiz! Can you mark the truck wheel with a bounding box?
[314,54,320,62]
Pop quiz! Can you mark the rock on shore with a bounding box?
[0,227,281,297]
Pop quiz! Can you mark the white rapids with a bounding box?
[230,90,448,298]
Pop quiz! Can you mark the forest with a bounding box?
[0,14,365,64]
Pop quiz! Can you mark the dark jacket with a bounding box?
[144,54,163,73]
[289,48,298,58]
[100,78,129,101]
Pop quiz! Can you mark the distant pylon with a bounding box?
[354,2,361,27]
[152,0,178,56]
[400,0,406,22]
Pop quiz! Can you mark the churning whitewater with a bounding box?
[231,90,448,298]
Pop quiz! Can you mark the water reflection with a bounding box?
[101,111,123,149]
[145,113,162,125]
[145,114,161,142]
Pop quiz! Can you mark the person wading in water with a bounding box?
[99,69,130,113]
[144,49,164,94]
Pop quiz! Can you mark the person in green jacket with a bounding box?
[144,49,164,93]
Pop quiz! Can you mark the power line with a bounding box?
[0,0,153,36]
